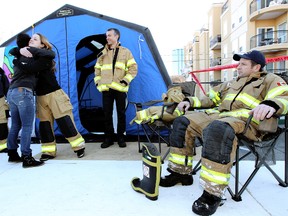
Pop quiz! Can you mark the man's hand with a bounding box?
[20,47,33,58]
[177,101,190,112]
[249,104,276,121]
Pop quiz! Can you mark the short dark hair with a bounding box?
[16,33,31,48]
[107,28,120,41]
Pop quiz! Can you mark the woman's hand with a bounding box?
[20,47,33,58]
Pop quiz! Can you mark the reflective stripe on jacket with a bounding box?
[187,72,288,122]
[94,43,137,92]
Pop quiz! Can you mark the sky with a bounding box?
[0,0,222,74]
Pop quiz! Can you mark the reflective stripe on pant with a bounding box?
[199,117,259,197]
[37,89,85,154]
[168,147,193,175]
[167,112,219,174]
[0,142,7,151]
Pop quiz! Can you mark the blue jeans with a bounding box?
[7,87,35,156]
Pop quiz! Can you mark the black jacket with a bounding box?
[9,47,55,91]
[0,67,9,98]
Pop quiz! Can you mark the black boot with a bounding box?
[131,142,161,201]
[8,149,22,162]
[22,155,44,168]
[101,137,114,148]
[74,148,85,158]
[40,154,55,161]
[160,168,193,187]
[117,136,127,148]
[0,148,8,153]
[192,190,223,216]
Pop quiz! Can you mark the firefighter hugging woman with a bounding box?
[10,33,85,163]
[157,50,288,215]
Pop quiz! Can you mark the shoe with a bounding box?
[101,138,114,148]
[75,148,85,158]
[40,154,55,161]
[22,155,44,168]
[118,136,127,148]
[8,149,22,162]
[0,148,8,153]
[160,169,193,187]
[192,190,223,216]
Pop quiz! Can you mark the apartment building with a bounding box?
[186,0,288,96]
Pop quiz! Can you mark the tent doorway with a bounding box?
[76,34,106,134]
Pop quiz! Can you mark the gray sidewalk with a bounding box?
[0,141,287,216]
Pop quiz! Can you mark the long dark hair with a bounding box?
[36,33,56,73]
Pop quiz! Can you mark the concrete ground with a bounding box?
[0,137,287,216]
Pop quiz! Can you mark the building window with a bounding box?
[239,16,242,23]
[278,22,287,43]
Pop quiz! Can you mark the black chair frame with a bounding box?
[192,115,288,202]
[130,101,172,155]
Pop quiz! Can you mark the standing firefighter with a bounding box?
[94,28,137,148]
[0,67,9,153]
[160,50,288,215]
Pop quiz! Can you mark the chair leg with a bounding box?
[227,145,242,201]
[192,160,201,175]
[137,124,142,153]
[158,128,161,153]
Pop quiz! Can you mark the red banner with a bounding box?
[190,55,288,74]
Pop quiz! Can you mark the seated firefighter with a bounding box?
[160,50,288,215]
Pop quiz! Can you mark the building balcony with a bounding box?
[250,0,288,21]
[210,35,221,50]
[210,58,221,67]
[250,30,288,52]
[267,68,288,74]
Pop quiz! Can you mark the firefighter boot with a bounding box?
[192,190,223,216]
[131,142,161,201]
[8,149,22,162]
[160,168,193,187]
[101,137,114,148]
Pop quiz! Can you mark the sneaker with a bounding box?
[22,155,44,168]
[101,139,114,148]
[40,154,55,161]
[160,169,193,187]
[192,190,223,216]
[118,136,127,148]
[75,148,85,158]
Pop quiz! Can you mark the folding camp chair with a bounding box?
[192,114,288,202]
[130,81,196,158]
[227,114,288,201]
[130,100,173,154]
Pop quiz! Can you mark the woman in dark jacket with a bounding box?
[7,33,54,168]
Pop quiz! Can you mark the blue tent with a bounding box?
[0,4,171,139]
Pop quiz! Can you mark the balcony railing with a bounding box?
[222,0,229,14]
[250,0,288,15]
[210,58,221,67]
[210,35,221,48]
[193,36,199,43]
[267,69,288,74]
[250,30,288,49]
